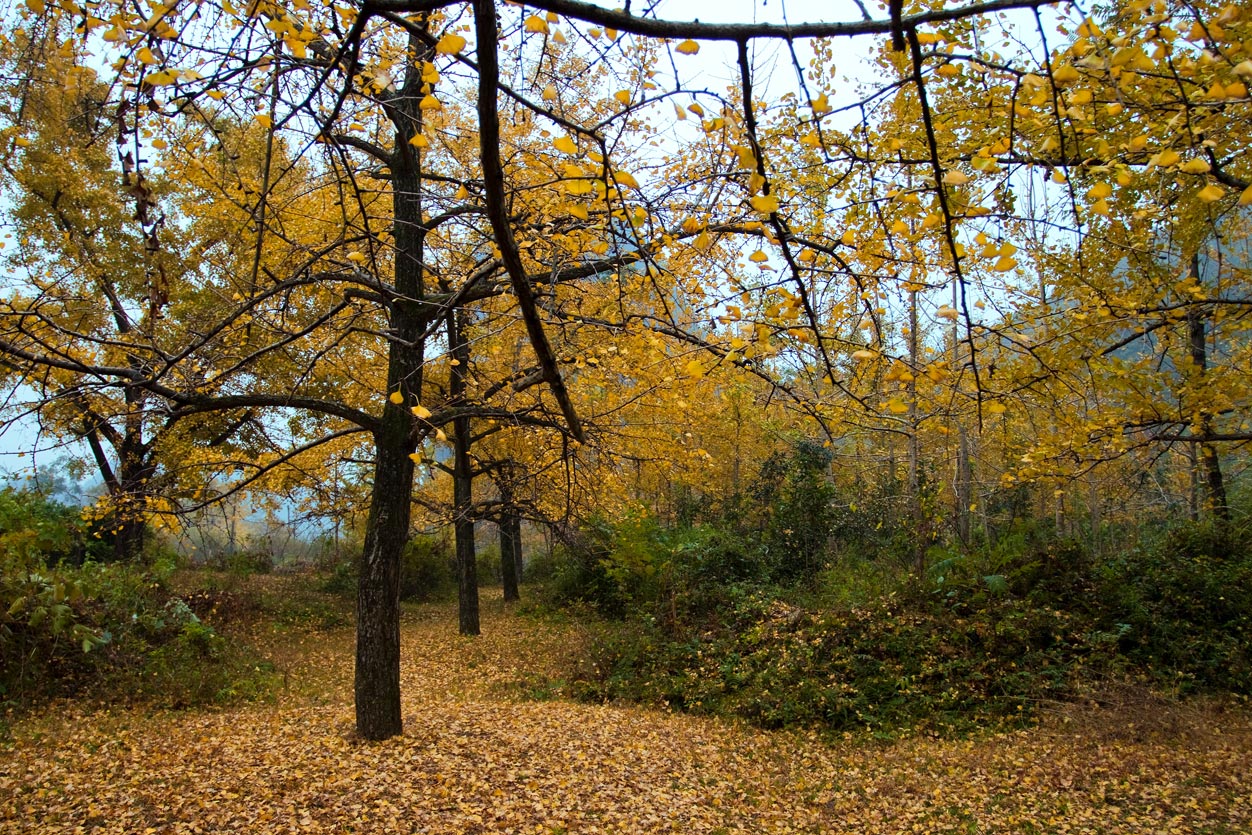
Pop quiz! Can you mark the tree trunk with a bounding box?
[354,27,431,740]
[355,426,413,740]
[500,510,520,602]
[449,308,479,635]
[510,512,524,586]
[1187,255,1228,523]
[955,426,971,546]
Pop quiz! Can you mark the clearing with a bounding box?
[3,583,1251,834]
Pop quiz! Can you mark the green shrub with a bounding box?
[399,534,455,601]
[1,488,275,708]
[1099,520,1252,693]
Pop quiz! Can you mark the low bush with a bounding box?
[319,534,455,602]
[550,514,1252,736]
[1,487,275,709]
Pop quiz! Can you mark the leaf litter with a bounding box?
[2,595,1251,834]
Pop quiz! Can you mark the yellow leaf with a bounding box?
[553,136,578,154]
[1051,65,1080,86]
[542,85,558,102]
[675,39,700,55]
[1089,198,1110,215]
[347,251,367,263]
[24,0,45,13]
[13,136,30,147]
[993,256,1017,271]
[389,391,404,405]
[409,133,429,148]
[145,69,179,86]
[435,428,447,442]
[1106,102,1124,115]
[408,453,424,464]
[673,102,687,120]
[1149,149,1180,167]
[851,349,876,361]
[942,170,971,186]
[1197,184,1225,203]
[419,95,442,111]
[613,90,632,106]
[411,404,432,419]
[1240,184,1252,205]
[454,185,469,199]
[749,194,779,214]
[1179,158,1211,174]
[567,204,588,220]
[685,360,704,377]
[151,138,168,150]
[693,231,712,250]
[810,93,831,114]
[688,101,705,117]
[613,171,639,189]
[137,47,160,65]
[436,33,466,54]
[886,397,909,414]
[749,250,768,263]
[524,15,549,34]
[255,113,273,128]
[986,401,1007,414]
[936,306,959,321]
[840,230,855,247]
[1086,182,1112,199]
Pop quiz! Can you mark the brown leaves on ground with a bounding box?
[3,593,1251,834]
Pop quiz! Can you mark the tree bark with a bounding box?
[450,308,480,635]
[355,425,412,740]
[500,510,520,602]
[354,26,431,740]
[1187,255,1228,523]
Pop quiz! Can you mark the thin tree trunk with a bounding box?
[510,512,524,584]
[1187,254,1228,523]
[450,308,479,635]
[955,426,972,546]
[907,288,924,572]
[500,511,520,602]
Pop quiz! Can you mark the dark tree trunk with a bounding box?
[354,26,431,740]
[355,427,413,740]
[449,308,479,635]
[511,513,524,583]
[1187,255,1228,523]
[500,511,520,602]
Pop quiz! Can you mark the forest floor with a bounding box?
[2,576,1252,834]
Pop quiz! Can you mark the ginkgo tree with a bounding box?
[3,0,1250,742]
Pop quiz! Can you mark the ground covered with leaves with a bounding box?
[3,587,1251,834]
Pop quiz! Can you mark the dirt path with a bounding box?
[3,594,1252,834]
